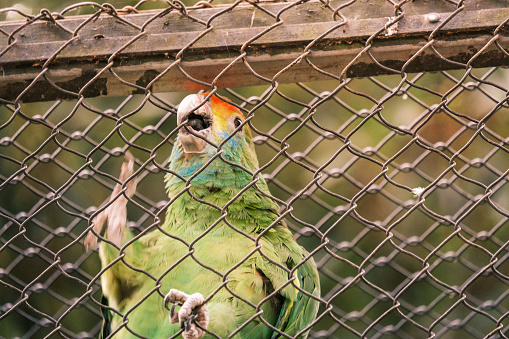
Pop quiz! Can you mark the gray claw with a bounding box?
[186,314,196,332]
[171,303,177,319]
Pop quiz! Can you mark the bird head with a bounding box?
[176,93,249,154]
[167,93,261,188]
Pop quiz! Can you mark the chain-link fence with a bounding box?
[1,0,509,338]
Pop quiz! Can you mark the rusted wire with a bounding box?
[1,0,508,338]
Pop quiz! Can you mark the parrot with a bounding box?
[85,93,320,339]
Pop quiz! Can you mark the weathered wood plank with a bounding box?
[0,0,507,102]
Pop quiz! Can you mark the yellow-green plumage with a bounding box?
[97,94,320,338]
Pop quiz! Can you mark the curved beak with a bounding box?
[177,94,213,153]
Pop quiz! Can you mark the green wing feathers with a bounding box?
[272,255,320,338]
[259,223,319,339]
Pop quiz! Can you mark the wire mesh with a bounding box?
[1,0,509,338]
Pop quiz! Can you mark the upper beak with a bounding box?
[177,94,213,153]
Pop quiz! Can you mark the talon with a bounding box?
[171,303,176,319]
[185,314,195,332]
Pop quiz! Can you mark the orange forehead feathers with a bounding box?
[202,93,243,120]
[201,93,252,138]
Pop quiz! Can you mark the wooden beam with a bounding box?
[0,0,507,102]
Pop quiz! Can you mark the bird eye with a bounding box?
[234,117,243,129]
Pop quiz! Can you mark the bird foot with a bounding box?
[164,289,209,339]
[84,151,137,250]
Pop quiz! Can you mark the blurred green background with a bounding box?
[1,1,509,338]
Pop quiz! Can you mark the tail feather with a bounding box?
[99,295,112,339]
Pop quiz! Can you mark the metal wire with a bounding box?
[1,0,508,338]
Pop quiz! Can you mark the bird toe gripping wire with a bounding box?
[164,289,209,339]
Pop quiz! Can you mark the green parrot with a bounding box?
[85,93,320,338]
